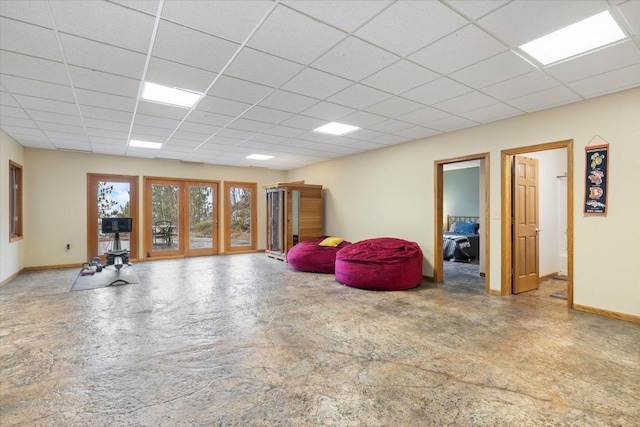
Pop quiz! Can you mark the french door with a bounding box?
[144,178,219,258]
[87,174,139,262]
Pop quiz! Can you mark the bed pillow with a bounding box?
[453,222,478,235]
[319,237,344,247]
[448,221,458,232]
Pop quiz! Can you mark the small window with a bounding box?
[9,160,23,241]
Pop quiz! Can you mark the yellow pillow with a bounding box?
[318,237,344,247]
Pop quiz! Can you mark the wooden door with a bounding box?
[513,156,540,293]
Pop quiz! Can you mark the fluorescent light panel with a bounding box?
[519,11,626,66]
[129,140,162,149]
[141,82,202,108]
[313,122,360,136]
[246,154,274,160]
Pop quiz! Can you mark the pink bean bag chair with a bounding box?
[287,237,351,274]
[335,237,423,291]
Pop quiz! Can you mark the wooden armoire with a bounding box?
[265,181,323,260]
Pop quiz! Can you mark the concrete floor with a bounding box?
[1,254,638,426]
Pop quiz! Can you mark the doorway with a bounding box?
[501,140,573,308]
[87,174,139,262]
[144,177,219,258]
[434,153,490,292]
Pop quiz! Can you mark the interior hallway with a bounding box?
[1,254,638,426]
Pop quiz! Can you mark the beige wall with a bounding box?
[1,130,25,282]
[21,149,285,268]
[288,88,640,318]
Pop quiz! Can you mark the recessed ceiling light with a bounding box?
[129,140,163,149]
[246,154,274,160]
[313,122,360,136]
[141,81,202,108]
[519,11,626,66]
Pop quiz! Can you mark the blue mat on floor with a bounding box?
[70,265,138,291]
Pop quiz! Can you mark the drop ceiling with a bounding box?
[1,0,639,171]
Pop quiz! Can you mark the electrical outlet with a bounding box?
[66,244,71,251]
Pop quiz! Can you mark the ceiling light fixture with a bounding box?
[313,122,360,136]
[141,81,202,108]
[519,11,626,66]
[129,140,163,149]
[246,154,274,160]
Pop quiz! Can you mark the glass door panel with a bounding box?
[224,182,257,253]
[151,184,180,253]
[268,190,282,253]
[188,185,215,252]
[98,181,132,255]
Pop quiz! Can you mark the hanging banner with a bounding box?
[584,143,609,214]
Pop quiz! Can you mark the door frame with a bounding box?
[434,152,490,292]
[144,177,220,258]
[87,173,139,262]
[501,140,574,308]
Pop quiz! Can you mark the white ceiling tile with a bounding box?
[401,77,472,105]
[207,75,273,105]
[0,75,74,102]
[0,105,29,119]
[50,1,155,53]
[311,37,399,81]
[134,114,181,130]
[568,63,640,98]
[60,34,146,79]
[203,136,243,147]
[545,40,640,84]
[0,90,20,107]
[279,115,325,131]
[355,1,467,56]
[132,124,174,138]
[0,0,51,26]
[327,84,390,110]
[81,106,131,123]
[258,90,319,113]
[217,128,254,141]
[89,136,128,147]
[171,130,209,142]
[365,96,424,118]
[49,140,91,151]
[295,131,332,143]
[0,116,38,129]
[44,131,88,142]
[152,20,239,73]
[409,25,507,75]
[280,68,352,99]
[196,96,251,117]
[0,18,62,62]
[227,118,273,133]
[445,0,509,20]
[240,106,294,124]
[482,71,559,101]
[338,111,387,128]
[1,125,45,137]
[186,110,235,128]
[507,86,582,113]
[477,0,608,47]
[433,91,498,115]
[177,121,220,136]
[0,52,68,85]
[146,57,217,94]
[164,139,202,149]
[68,66,139,98]
[75,89,136,113]
[394,106,451,126]
[161,0,274,44]
[393,126,441,140]
[262,125,306,138]
[27,110,83,126]
[86,128,129,140]
[459,102,523,123]
[84,117,130,132]
[249,5,345,65]
[12,94,78,116]
[38,122,85,134]
[366,119,413,134]
[370,133,412,145]
[282,1,393,33]
[425,115,478,132]
[92,143,127,155]
[224,48,305,88]
[450,51,536,88]
[362,60,439,95]
[347,139,387,151]
[618,0,640,35]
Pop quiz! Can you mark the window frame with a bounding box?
[9,160,23,242]
[224,181,257,253]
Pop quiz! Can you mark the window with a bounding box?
[9,161,23,241]
[224,182,257,253]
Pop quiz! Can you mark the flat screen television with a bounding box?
[101,217,132,233]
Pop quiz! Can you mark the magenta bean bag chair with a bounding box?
[335,237,423,291]
[287,237,352,273]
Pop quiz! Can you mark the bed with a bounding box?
[443,215,480,262]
